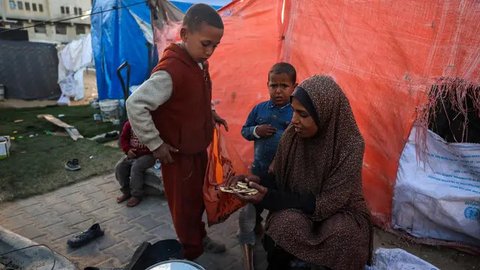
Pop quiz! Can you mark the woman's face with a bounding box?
[291,97,318,138]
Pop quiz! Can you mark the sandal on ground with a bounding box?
[116,193,131,203]
[65,159,81,171]
[126,196,142,207]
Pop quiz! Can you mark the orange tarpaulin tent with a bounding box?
[207,0,480,227]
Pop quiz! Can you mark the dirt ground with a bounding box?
[0,69,97,109]
[1,71,478,269]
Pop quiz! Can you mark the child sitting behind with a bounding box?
[115,120,156,207]
[238,62,297,270]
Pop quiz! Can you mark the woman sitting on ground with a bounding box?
[227,75,372,270]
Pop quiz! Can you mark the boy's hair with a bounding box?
[183,4,224,32]
[268,62,297,83]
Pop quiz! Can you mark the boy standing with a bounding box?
[115,120,155,207]
[126,4,227,260]
[239,62,297,270]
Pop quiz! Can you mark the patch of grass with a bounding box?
[0,105,124,202]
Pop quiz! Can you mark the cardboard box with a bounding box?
[0,136,11,159]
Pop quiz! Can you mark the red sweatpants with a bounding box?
[160,151,207,260]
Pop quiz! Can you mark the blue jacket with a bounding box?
[241,100,293,175]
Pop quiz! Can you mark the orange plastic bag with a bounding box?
[203,127,246,226]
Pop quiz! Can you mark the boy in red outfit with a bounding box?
[126,4,227,260]
[115,120,155,207]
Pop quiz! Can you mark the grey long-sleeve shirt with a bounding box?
[126,71,173,152]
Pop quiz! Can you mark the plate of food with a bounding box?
[219,180,258,196]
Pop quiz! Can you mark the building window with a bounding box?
[76,24,86,35]
[32,3,37,11]
[78,8,82,15]
[34,24,47,34]
[74,7,78,15]
[39,4,43,12]
[9,0,16,9]
[66,6,70,14]
[25,2,30,10]
[56,24,67,35]
[60,6,65,14]
[17,1,23,10]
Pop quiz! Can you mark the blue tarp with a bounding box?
[170,0,230,12]
[91,0,230,100]
[91,0,154,100]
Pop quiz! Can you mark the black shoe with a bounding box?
[65,159,81,171]
[67,223,104,248]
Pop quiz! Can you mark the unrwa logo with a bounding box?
[464,206,480,221]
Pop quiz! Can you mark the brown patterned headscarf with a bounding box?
[273,75,366,222]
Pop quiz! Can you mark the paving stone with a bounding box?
[50,201,74,215]
[79,182,105,195]
[60,210,92,226]
[15,224,46,239]
[87,190,110,203]
[63,191,91,205]
[97,182,118,194]
[32,211,64,228]
[133,214,161,231]
[100,197,125,211]
[95,233,118,251]
[146,224,177,240]
[118,227,154,248]
[16,197,40,208]
[69,250,109,267]
[1,214,33,230]
[43,222,79,241]
[42,194,65,206]
[76,199,105,214]
[118,206,143,220]
[104,242,136,265]
[22,203,50,217]
[87,207,119,223]
[103,217,132,235]
[0,205,25,220]
[56,187,82,197]
[94,258,122,268]
[30,234,51,245]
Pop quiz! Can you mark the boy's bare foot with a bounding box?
[126,196,142,207]
[116,193,131,203]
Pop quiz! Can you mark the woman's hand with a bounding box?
[224,174,266,203]
[235,182,268,204]
[225,174,261,187]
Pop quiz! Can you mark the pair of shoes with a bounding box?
[127,196,142,207]
[67,223,104,248]
[202,236,226,253]
[116,193,131,203]
[65,159,81,171]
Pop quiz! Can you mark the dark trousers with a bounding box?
[115,154,156,197]
[263,235,329,270]
[263,234,296,270]
[161,151,207,260]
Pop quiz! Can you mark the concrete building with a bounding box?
[0,0,91,43]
